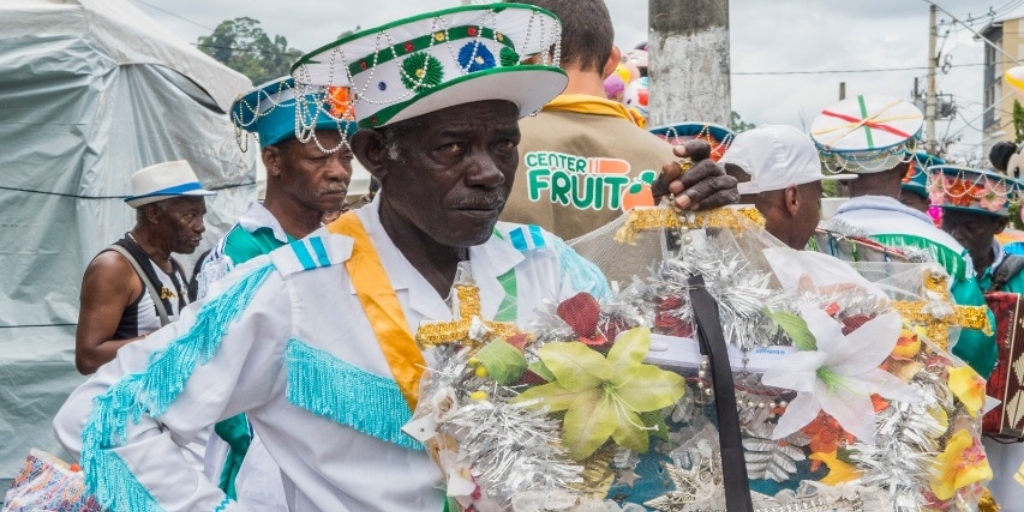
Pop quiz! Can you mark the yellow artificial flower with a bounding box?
[809,450,862,486]
[948,366,986,418]
[929,429,992,501]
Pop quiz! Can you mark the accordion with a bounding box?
[983,291,1024,439]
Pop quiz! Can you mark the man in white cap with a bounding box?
[810,95,997,378]
[54,5,736,511]
[721,125,851,250]
[75,160,215,376]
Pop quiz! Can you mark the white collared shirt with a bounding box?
[55,197,605,512]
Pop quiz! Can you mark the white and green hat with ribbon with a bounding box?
[810,94,923,174]
[290,3,567,129]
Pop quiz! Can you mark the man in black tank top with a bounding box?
[75,161,214,374]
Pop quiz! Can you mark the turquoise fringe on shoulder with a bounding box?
[869,234,966,281]
[213,497,232,512]
[79,263,275,512]
[285,339,423,451]
[550,236,612,301]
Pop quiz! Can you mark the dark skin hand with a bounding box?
[262,130,354,239]
[75,196,207,374]
[650,140,740,210]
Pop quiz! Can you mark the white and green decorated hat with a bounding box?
[810,94,923,174]
[290,4,567,129]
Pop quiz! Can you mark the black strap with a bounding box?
[989,255,1024,294]
[687,274,753,512]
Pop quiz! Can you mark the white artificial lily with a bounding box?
[762,304,922,444]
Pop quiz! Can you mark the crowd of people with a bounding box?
[5,0,1023,511]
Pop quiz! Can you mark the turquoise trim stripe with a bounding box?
[309,237,331,267]
[509,227,528,251]
[80,263,275,511]
[291,241,316,270]
[285,339,423,451]
[528,225,546,249]
[214,497,233,512]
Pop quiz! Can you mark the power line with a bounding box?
[131,0,215,32]
[733,63,984,76]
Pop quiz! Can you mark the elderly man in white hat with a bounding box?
[53,5,736,511]
[75,160,215,376]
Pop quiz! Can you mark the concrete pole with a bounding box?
[925,4,938,153]
[648,0,731,127]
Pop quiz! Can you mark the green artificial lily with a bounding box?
[514,327,685,461]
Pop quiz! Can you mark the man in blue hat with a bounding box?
[195,77,357,509]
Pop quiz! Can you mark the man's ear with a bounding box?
[142,203,163,224]
[263,146,283,179]
[784,185,801,217]
[602,45,622,79]
[996,216,1011,235]
[351,129,389,183]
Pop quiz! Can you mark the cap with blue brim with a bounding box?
[231,77,358,149]
[927,165,1023,218]
[811,94,923,174]
[290,4,568,129]
[648,122,735,162]
[901,151,944,199]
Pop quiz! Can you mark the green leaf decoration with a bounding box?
[500,46,520,67]
[528,360,555,382]
[515,328,686,462]
[562,393,618,461]
[766,309,817,351]
[538,341,610,391]
[475,339,527,385]
[400,51,444,92]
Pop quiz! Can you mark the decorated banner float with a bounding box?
[405,196,993,511]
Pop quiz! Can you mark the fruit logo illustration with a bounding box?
[525,151,656,212]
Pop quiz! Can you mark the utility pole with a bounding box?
[648,0,731,127]
[925,4,938,154]
[839,82,846,101]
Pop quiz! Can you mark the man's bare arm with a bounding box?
[75,252,143,374]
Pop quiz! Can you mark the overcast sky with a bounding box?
[133,0,1009,163]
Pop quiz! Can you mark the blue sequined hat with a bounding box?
[648,122,735,162]
[928,165,1023,218]
[231,77,357,148]
[290,4,567,129]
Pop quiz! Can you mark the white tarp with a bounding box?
[0,0,256,488]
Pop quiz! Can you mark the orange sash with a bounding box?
[327,213,426,411]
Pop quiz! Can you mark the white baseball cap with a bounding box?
[125,160,216,209]
[721,125,853,195]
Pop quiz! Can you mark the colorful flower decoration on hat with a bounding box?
[325,87,356,120]
[928,166,1022,217]
[458,41,496,73]
[400,52,445,92]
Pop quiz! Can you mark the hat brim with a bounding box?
[939,205,1008,218]
[361,65,568,128]
[649,123,735,143]
[125,190,217,209]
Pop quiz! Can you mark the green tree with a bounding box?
[730,111,756,133]
[1014,99,1024,144]
[197,17,302,85]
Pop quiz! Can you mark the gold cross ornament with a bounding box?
[891,271,993,351]
[415,285,519,349]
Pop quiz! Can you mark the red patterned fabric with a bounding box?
[982,292,1024,438]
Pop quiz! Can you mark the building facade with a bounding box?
[982,17,1023,161]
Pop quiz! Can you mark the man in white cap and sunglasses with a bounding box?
[75,160,215,376]
[721,124,852,250]
[54,5,737,511]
